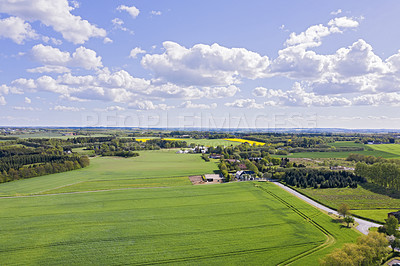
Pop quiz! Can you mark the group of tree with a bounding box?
[0,155,90,183]
[355,160,400,191]
[320,231,389,265]
[282,168,365,189]
[378,215,400,252]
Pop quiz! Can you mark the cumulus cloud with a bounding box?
[179,101,217,109]
[328,16,359,29]
[353,93,400,106]
[0,16,38,44]
[30,44,102,71]
[142,41,270,86]
[0,0,106,44]
[129,47,146,58]
[225,99,264,109]
[117,5,140,18]
[258,83,351,107]
[13,106,39,111]
[0,95,6,105]
[103,37,113,44]
[252,87,269,97]
[24,97,31,104]
[27,65,71,73]
[330,9,342,15]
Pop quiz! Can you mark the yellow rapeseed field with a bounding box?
[223,138,266,146]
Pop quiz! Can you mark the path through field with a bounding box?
[273,182,381,234]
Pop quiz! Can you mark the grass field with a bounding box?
[367,144,400,158]
[0,182,360,265]
[0,149,219,196]
[299,184,400,223]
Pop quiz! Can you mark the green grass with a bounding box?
[329,141,366,148]
[367,144,400,158]
[0,149,219,196]
[0,182,359,265]
[299,184,400,223]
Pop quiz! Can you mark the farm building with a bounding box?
[388,211,400,221]
[204,174,224,183]
[235,171,255,180]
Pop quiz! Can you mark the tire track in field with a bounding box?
[253,183,335,265]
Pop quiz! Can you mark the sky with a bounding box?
[1,0,400,129]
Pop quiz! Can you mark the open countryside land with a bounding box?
[1,130,400,264]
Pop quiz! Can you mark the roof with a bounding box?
[204,174,222,179]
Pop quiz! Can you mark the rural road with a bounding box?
[273,182,381,235]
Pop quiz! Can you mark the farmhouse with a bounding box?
[235,171,255,180]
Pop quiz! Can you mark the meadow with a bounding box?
[0,182,360,265]
[299,184,400,223]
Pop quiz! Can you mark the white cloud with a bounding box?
[150,11,162,16]
[103,37,113,44]
[142,41,270,86]
[0,96,6,105]
[31,44,102,71]
[0,0,106,44]
[353,93,400,106]
[260,83,352,107]
[252,87,269,97]
[285,24,331,48]
[180,101,217,109]
[128,100,173,110]
[106,105,125,111]
[13,106,39,111]
[27,65,71,73]
[330,9,342,15]
[111,18,124,26]
[129,47,146,58]
[117,5,140,18]
[24,97,31,104]
[0,16,38,44]
[52,105,85,111]
[328,16,359,29]
[225,99,264,109]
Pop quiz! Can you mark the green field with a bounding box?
[273,141,398,159]
[0,181,360,265]
[0,150,219,196]
[367,144,400,158]
[299,184,400,223]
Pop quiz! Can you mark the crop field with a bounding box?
[299,184,400,223]
[367,143,400,158]
[0,181,359,265]
[223,138,266,146]
[0,149,219,196]
[135,137,240,146]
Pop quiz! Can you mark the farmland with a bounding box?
[0,149,219,196]
[223,138,266,146]
[298,184,400,223]
[135,137,240,146]
[367,143,400,158]
[0,181,360,265]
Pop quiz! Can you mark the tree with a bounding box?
[385,216,399,236]
[388,236,400,252]
[343,216,355,228]
[337,203,350,217]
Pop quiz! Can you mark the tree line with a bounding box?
[0,156,89,183]
[282,168,365,189]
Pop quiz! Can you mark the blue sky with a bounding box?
[1,0,400,129]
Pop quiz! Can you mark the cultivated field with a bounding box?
[135,137,240,146]
[0,149,219,196]
[367,143,400,158]
[299,184,400,223]
[223,138,266,146]
[0,182,359,265]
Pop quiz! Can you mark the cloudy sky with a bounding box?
[1,0,400,129]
